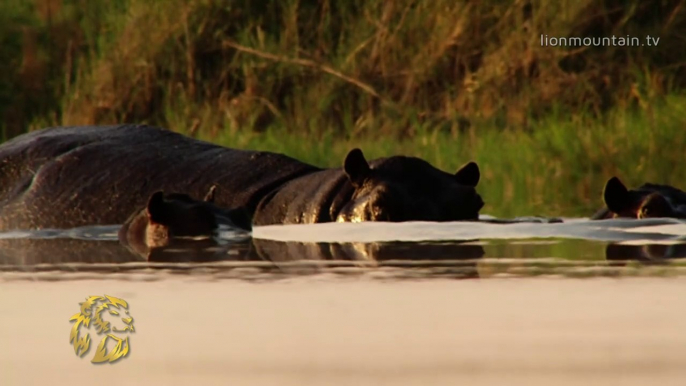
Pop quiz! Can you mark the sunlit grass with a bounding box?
[180,94,686,218]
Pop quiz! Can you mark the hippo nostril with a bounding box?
[367,206,383,221]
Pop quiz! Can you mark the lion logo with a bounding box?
[69,295,135,364]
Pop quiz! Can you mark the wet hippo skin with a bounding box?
[0,125,484,230]
[117,186,253,257]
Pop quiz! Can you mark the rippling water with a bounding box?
[2,216,686,280]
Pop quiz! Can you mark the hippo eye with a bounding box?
[640,207,649,218]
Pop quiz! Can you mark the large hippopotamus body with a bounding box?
[0,124,484,230]
[591,177,686,220]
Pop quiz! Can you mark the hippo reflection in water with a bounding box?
[0,234,486,280]
[0,125,484,231]
[591,177,686,220]
[0,185,483,271]
[605,242,686,265]
[116,187,483,270]
[0,187,485,278]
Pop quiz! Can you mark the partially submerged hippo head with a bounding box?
[598,177,686,219]
[335,149,484,222]
[118,186,252,253]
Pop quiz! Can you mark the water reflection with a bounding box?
[605,242,686,264]
[0,238,140,266]
[1,218,686,279]
[0,227,483,255]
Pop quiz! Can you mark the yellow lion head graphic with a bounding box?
[69,295,135,364]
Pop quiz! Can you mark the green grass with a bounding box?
[1,0,685,217]
[192,93,686,218]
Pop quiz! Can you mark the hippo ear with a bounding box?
[603,177,630,213]
[344,148,370,186]
[454,161,480,187]
[204,185,217,203]
[146,191,168,223]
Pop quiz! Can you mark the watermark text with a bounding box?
[540,35,660,47]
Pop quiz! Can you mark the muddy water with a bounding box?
[3,217,686,386]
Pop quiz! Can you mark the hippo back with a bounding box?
[0,125,318,230]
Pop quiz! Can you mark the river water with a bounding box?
[2,216,686,279]
[3,216,686,385]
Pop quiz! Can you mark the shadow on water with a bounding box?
[1,217,686,280]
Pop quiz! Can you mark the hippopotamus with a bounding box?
[591,177,686,220]
[115,189,485,266]
[118,185,252,256]
[0,187,484,268]
[0,124,484,230]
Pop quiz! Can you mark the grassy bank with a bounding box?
[1,0,685,217]
[204,93,686,218]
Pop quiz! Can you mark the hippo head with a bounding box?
[637,193,676,219]
[602,177,685,219]
[336,149,484,222]
[118,186,252,252]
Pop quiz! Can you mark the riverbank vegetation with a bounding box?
[1,0,685,216]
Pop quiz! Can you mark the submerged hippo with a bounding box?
[118,186,252,255]
[591,177,686,219]
[114,187,486,270]
[0,124,484,230]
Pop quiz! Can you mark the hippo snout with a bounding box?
[475,192,485,211]
[469,193,485,218]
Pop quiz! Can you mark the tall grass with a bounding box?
[207,94,686,218]
[1,0,685,216]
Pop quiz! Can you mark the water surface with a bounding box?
[2,216,686,280]
[6,218,686,386]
